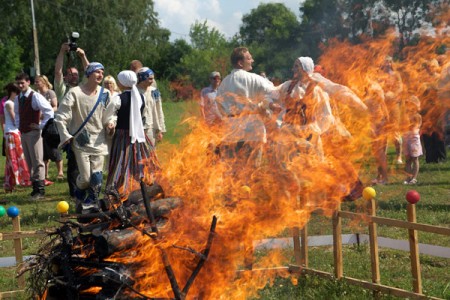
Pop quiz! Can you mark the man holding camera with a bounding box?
[54,40,90,201]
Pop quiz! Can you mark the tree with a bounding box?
[239,3,303,79]
[179,21,232,89]
[0,0,170,82]
[382,0,441,51]
[0,39,24,89]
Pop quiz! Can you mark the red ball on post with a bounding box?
[406,190,420,204]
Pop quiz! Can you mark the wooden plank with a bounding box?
[0,290,25,299]
[11,217,24,289]
[338,211,450,235]
[332,205,343,279]
[407,203,423,294]
[0,230,48,241]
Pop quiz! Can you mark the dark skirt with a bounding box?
[106,129,160,200]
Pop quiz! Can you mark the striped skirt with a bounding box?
[106,129,160,200]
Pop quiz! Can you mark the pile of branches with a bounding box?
[20,182,217,300]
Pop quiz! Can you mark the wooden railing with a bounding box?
[289,198,450,300]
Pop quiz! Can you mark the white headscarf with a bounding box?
[117,71,146,144]
[297,57,315,75]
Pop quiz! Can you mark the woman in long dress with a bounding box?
[105,71,160,201]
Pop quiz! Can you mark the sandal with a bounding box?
[57,175,65,182]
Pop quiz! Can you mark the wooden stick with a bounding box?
[407,203,422,294]
[332,203,343,279]
[12,217,25,289]
[182,216,217,295]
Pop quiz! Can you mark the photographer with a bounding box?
[54,38,89,201]
[54,41,89,101]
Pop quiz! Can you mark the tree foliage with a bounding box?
[179,21,232,89]
[0,39,24,89]
[0,0,445,99]
[0,0,170,82]
[382,0,442,50]
[239,3,303,79]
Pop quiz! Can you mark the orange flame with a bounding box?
[98,17,449,299]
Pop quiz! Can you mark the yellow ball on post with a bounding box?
[57,201,70,213]
[362,187,376,200]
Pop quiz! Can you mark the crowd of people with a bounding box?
[1,43,165,214]
[1,45,448,213]
[199,47,449,194]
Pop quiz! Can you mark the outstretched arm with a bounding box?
[54,43,70,84]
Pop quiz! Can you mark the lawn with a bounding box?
[0,100,448,299]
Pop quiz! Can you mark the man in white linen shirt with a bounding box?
[55,62,115,213]
[216,46,280,168]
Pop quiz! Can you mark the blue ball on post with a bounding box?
[6,206,20,218]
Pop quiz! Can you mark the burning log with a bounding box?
[24,182,217,300]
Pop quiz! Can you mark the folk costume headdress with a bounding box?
[117,70,146,144]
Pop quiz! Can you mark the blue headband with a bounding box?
[85,62,104,77]
[137,67,154,83]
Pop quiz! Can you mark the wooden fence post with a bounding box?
[12,216,25,289]
[407,203,422,294]
[368,198,380,298]
[300,225,308,267]
[293,227,302,266]
[332,203,343,279]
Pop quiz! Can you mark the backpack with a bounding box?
[42,118,60,148]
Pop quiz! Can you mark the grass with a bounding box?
[0,100,449,299]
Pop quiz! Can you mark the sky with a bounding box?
[154,0,304,41]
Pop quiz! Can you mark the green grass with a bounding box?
[0,100,449,299]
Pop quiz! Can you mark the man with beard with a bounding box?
[54,42,90,201]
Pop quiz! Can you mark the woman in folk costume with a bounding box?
[106,71,160,201]
[273,57,366,202]
[274,57,336,160]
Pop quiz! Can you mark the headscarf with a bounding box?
[137,67,154,83]
[117,71,146,144]
[85,62,104,77]
[297,57,314,75]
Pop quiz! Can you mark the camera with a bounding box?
[68,32,79,51]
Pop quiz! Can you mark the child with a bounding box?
[403,96,423,184]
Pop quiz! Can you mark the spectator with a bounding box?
[379,56,404,164]
[54,42,89,200]
[35,74,64,183]
[14,73,54,199]
[403,96,423,184]
[199,71,222,126]
[103,75,120,98]
[137,67,166,146]
[3,82,31,192]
